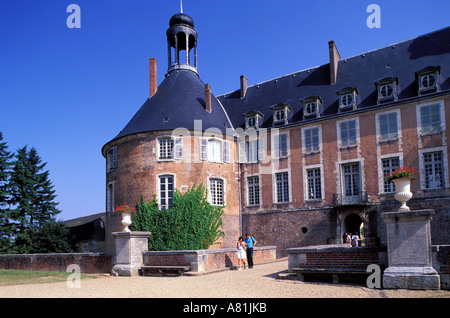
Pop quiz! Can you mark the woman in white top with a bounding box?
[237,236,247,270]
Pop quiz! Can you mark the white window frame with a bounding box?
[199,138,230,163]
[303,126,321,154]
[305,165,323,201]
[157,174,175,210]
[416,102,444,136]
[209,177,225,206]
[274,170,290,204]
[377,111,399,142]
[157,136,183,161]
[419,146,448,190]
[337,118,359,148]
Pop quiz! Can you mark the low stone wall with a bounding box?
[287,244,388,272]
[0,253,113,274]
[143,246,277,273]
[433,245,450,290]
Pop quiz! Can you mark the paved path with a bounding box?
[0,259,446,298]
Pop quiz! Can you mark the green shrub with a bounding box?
[132,184,224,251]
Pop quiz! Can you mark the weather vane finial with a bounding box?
[180,0,183,13]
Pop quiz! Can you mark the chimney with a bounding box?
[205,83,212,113]
[149,57,157,98]
[328,41,341,85]
[240,75,248,99]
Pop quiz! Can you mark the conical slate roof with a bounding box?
[113,70,234,141]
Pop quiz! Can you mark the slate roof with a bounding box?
[217,26,450,130]
[112,70,234,141]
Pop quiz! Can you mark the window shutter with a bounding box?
[112,146,117,169]
[223,141,230,163]
[258,137,265,161]
[238,141,247,163]
[272,133,279,158]
[280,133,288,157]
[199,138,207,161]
[174,137,183,160]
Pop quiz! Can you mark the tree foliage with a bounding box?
[132,184,224,251]
[0,132,69,254]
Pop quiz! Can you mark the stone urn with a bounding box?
[121,212,132,232]
[392,177,413,211]
[114,205,136,232]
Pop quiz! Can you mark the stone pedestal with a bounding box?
[381,209,440,290]
[111,231,151,277]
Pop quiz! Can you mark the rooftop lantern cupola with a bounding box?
[167,10,198,74]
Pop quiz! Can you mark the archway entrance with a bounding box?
[344,213,363,237]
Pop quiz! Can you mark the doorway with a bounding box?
[344,213,363,237]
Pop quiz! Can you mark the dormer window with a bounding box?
[375,77,398,104]
[337,87,358,112]
[243,111,263,131]
[416,66,440,95]
[302,96,322,118]
[271,104,291,126]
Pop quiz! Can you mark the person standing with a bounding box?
[237,236,247,270]
[245,233,257,269]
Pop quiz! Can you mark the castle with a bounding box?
[102,11,450,255]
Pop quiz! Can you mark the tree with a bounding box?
[29,221,73,253]
[0,132,13,253]
[8,146,61,253]
[132,184,224,251]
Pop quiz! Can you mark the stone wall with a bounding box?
[143,246,277,273]
[0,253,113,274]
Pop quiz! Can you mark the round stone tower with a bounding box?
[102,11,239,252]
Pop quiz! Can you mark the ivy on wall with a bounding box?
[132,184,224,251]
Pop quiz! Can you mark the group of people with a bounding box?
[236,234,257,270]
[344,232,360,247]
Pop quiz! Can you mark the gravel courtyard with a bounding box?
[0,259,447,298]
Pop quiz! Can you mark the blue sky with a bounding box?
[1,0,449,221]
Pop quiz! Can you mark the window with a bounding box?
[302,96,322,118]
[423,152,444,189]
[337,88,358,111]
[420,104,441,134]
[382,157,399,193]
[307,168,322,200]
[208,139,222,162]
[200,138,230,163]
[271,104,291,126]
[375,77,398,103]
[247,176,260,206]
[209,178,224,206]
[107,146,117,171]
[159,175,174,210]
[342,163,360,199]
[304,127,320,153]
[243,111,263,130]
[247,140,258,163]
[416,67,440,95]
[159,138,174,159]
[340,120,357,147]
[379,112,398,141]
[275,172,289,203]
[272,133,288,158]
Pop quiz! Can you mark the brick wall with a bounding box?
[287,245,387,272]
[0,253,113,274]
